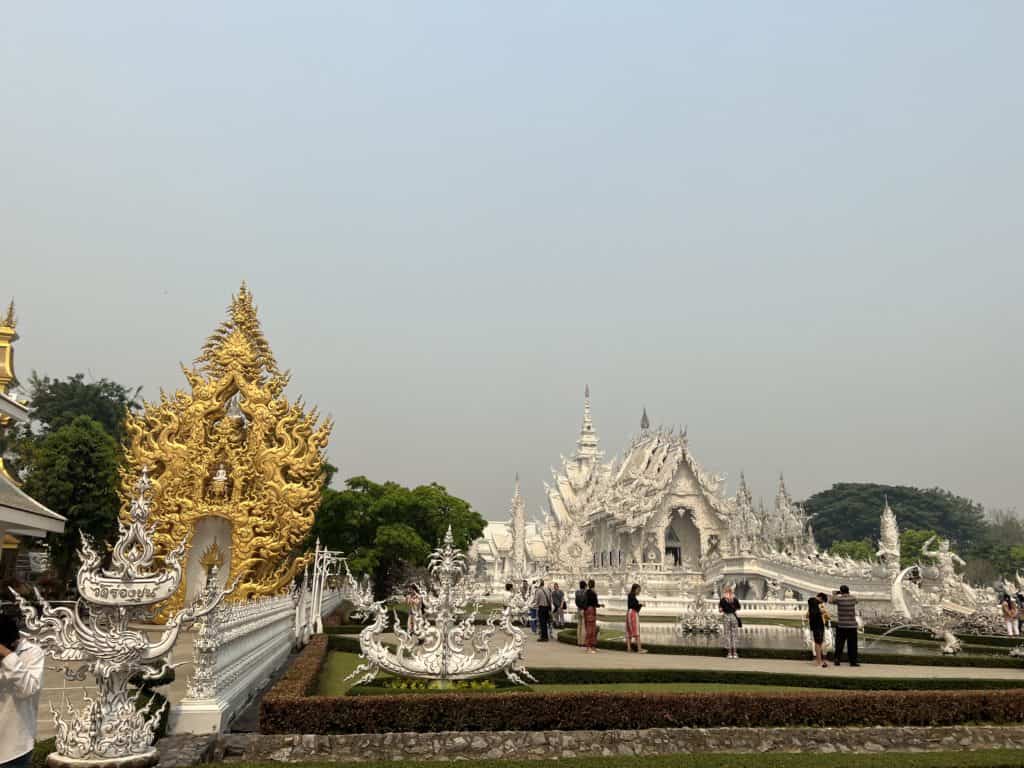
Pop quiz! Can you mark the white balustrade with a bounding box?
[170,571,346,735]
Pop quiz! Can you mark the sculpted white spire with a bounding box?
[574,384,603,464]
[511,473,527,576]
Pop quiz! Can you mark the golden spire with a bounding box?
[121,285,332,619]
[1,300,15,330]
[0,299,19,394]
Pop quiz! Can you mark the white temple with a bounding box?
[470,387,898,611]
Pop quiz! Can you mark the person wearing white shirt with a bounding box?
[0,614,45,768]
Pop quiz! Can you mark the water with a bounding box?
[611,621,944,656]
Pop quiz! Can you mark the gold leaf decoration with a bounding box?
[120,283,332,619]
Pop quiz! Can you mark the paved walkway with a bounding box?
[525,633,1024,680]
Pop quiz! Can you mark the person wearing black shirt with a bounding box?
[583,579,603,653]
[807,593,829,668]
[574,580,588,647]
[625,583,646,653]
[718,587,742,659]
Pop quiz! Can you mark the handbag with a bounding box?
[735,615,743,628]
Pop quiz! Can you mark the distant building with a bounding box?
[0,302,66,582]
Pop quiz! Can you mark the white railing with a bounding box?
[602,595,805,616]
[169,581,345,735]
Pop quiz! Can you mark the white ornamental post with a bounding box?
[347,526,535,687]
[11,470,230,768]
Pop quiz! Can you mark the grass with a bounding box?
[317,650,363,696]
[218,750,1024,768]
[323,652,1024,696]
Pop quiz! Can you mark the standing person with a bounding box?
[0,614,45,768]
[625,583,646,653]
[1015,591,1024,636]
[583,579,603,653]
[405,585,422,638]
[831,585,860,666]
[807,593,829,669]
[718,587,742,659]
[1001,595,1019,637]
[533,579,552,642]
[550,583,566,629]
[574,580,588,648]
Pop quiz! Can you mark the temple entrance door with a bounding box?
[665,508,701,569]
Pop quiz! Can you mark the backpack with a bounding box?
[574,589,587,609]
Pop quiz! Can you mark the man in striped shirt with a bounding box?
[831,584,860,666]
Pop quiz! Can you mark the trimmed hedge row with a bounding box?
[529,666,1024,692]
[556,630,1024,668]
[261,688,1024,734]
[270,635,329,697]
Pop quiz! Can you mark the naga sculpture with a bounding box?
[11,471,230,767]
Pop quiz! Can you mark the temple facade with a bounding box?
[471,387,896,608]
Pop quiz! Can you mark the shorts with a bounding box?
[811,626,825,644]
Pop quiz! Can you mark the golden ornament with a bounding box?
[120,283,332,619]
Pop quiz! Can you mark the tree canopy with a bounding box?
[309,475,486,598]
[27,372,142,442]
[20,415,121,591]
[804,483,988,552]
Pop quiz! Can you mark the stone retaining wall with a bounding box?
[197,726,1024,763]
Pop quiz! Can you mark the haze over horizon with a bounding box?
[3,4,1021,521]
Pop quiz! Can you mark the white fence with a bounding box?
[169,582,345,735]
[602,596,806,617]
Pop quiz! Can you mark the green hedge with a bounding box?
[864,626,1021,648]
[556,630,1024,668]
[529,666,1024,691]
[261,688,1024,734]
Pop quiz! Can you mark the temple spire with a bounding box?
[640,407,650,432]
[0,299,20,394]
[574,384,602,464]
[510,473,527,575]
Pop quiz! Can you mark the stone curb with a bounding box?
[158,725,1024,764]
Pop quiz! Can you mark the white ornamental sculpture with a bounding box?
[11,470,230,768]
[674,595,721,635]
[347,526,535,687]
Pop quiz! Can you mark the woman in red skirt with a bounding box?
[625,583,645,652]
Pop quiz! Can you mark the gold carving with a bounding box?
[120,283,332,618]
[200,539,225,570]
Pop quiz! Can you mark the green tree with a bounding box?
[27,372,142,442]
[21,415,121,591]
[828,539,875,561]
[803,483,987,553]
[309,475,486,598]
[900,529,939,569]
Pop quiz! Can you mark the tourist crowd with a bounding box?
[515,578,869,668]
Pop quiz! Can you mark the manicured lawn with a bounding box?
[317,650,363,695]
[223,750,1024,768]
[322,652,816,696]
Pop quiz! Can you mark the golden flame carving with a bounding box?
[200,539,224,570]
[120,283,332,619]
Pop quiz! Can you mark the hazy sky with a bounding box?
[2,4,1021,522]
